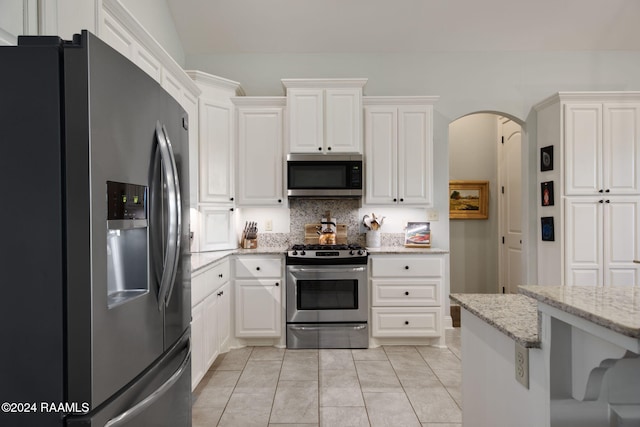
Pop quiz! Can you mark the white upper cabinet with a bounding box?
[188,71,244,205]
[564,100,640,195]
[364,97,438,205]
[233,97,286,206]
[283,79,367,154]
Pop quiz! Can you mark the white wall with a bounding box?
[449,114,499,293]
[119,0,186,66]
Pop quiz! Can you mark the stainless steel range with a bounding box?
[286,244,369,349]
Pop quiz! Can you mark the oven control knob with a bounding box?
[357,250,364,255]
[349,250,354,255]
[301,250,306,256]
[292,250,298,255]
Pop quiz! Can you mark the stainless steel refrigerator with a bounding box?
[0,31,191,426]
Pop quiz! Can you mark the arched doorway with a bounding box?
[448,112,525,298]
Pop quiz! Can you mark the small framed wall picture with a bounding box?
[540,145,553,171]
[541,217,555,241]
[541,181,554,206]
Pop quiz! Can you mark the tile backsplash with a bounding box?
[289,199,364,245]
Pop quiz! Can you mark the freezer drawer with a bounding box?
[66,330,191,427]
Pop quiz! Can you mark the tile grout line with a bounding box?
[350,349,373,427]
[382,346,424,425]
[215,346,253,427]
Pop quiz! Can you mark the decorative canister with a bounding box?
[366,230,381,248]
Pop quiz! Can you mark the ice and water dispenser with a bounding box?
[106,181,148,308]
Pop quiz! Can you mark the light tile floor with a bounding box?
[193,328,462,427]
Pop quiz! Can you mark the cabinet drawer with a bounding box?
[371,279,440,306]
[371,307,441,338]
[371,255,443,278]
[192,260,230,306]
[234,256,283,278]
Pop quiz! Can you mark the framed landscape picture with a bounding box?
[404,222,431,247]
[449,180,489,219]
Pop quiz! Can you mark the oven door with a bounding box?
[286,264,368,323]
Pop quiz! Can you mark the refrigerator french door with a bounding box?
[0,31,191,426]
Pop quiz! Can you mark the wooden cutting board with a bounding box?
[304,224,348,244]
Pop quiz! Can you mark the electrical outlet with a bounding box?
[515,342,529,389]
[426,209,439,221]
[265,219,273,231]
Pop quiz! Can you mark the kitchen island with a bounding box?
[452,286,640,427]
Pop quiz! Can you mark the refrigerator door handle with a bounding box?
[104,339,191,427]
[154,121,182,310]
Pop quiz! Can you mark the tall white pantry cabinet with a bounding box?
[535,92,640,287]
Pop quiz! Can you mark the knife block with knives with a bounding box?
[241,221,258,249]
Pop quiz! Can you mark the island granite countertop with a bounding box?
[519,285,640,339]
[449,293,540,348]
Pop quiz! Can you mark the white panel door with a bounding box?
[203,292,220,369]
[603,103,640,195]
[199,99,234,203]
[499,118,523,294]
[565,198,603,286]
[200,206,236,251]
[237,107,284,205]
[325,88,362,153]
[364,106,398,204]
[235,280,281,337]
[604,197,640,286]
[217,282,231,352]
[398,105,432,205]
[564,104,602,195]
[288,89,324,153]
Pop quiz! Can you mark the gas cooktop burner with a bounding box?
[287,243,368,263]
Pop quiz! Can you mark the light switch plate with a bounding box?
[515,342,529,389]
[426,209,439,221]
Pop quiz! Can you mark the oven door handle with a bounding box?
[287,267,366,273]
[289,325,367,331]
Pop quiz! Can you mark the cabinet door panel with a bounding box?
[101,11,135,60]
[217,282,231,352]
[234,257,282,279]
[398,106,432,205]
[288,89,323,153]
[200,100,234,203]
[603,104,640,194]
[564,104,602,195]
[565,198,603,286]
[191,302,205,390]
[371,279,440,306]
[204,293,219,368]
[235,280,281,337]
[237,107,284,205]
[604,198,640,286]
[365,107,397,204]
[200,206,236,251]
[325,88,362,153]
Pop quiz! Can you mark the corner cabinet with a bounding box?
[233,255,283,338]
[535,92,640,287]
[364,97,438,205]
[369,254,445,346]
[232,97,286,206]
[282,79,367,154]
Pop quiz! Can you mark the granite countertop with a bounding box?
[449,293,540,348]
[191,246,288,273]
[366,246,449,254]
[520,285,640,339]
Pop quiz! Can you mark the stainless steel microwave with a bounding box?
[287,154,363,198]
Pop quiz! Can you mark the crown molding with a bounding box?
[363,96,440,106]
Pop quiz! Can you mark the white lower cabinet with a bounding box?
[191,258,231,390]
[370,254,444,339]
[234,255,283,338]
